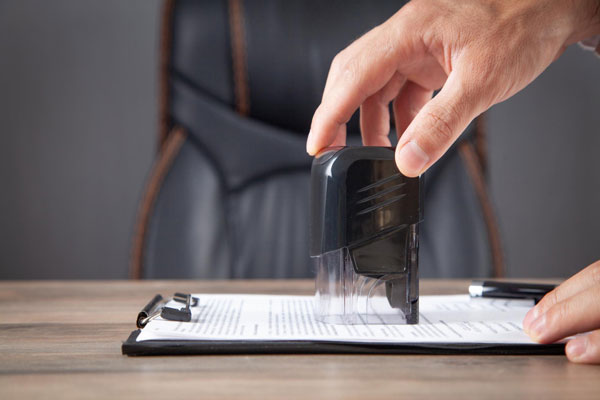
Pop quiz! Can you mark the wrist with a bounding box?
[564,0,600,45]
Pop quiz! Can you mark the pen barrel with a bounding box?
[137,294,165,328]
[477,281,556,302]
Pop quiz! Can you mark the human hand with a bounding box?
[306,0,600,176]
[523,260,600,363]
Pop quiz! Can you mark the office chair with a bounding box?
[131,0,503,279]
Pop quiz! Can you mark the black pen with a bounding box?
[469,280,557,304]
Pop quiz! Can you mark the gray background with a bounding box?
[0,0,598,279]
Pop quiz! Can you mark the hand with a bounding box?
[523,260,600,363]
[306,0,600,176]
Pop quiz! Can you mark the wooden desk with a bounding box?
[1,280,599,399]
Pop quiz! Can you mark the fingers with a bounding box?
[566,330,600,364]
[523,260,600,331]
[526,285,600,344]
[360,72,406,146]
[307,26,403,155]
[522,260,600,365]
[394,70,485,177]
[393,81,434,136]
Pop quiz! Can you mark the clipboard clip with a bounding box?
[136,292,199,328]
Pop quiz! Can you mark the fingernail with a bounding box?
[529,314,547,341]
[306,129,315,155]
[566,336,587,361]
[523,307,540,333]
[396,141,429,176]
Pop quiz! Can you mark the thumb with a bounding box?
[395,70,486,177]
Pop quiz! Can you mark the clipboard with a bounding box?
[122,329,564,356]
[121,293,565,356]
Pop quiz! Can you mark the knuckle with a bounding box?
[547,302,569,328]
[423,105,457,145]
[589,262,600,284]
[340,58,360,83]
[330,51,362,88]
[330,53,345,74]
[396,1,419,22]
[330,43,366,82]
[543,290,560,311]
[331,51,354,77]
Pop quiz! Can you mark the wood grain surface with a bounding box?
[1,279,599,400]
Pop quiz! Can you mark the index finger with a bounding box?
[524,261,600,331]
[527,285,600,344]
[307,25,403,155]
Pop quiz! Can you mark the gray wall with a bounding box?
[0,1,598,279]
[488,45,600,279]
[0,0,160,278]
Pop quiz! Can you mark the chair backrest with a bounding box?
[131,0,504,279]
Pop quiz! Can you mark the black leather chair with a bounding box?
[131,0,504,279]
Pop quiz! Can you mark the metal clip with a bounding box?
[136,293,199,328]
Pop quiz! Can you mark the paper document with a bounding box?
[136,294,538,345]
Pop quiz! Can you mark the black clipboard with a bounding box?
[122,329,564,356]
[121,292,565,356]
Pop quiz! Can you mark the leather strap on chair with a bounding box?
[459,140,505,278]
[474,113,489,177]
[158,0,176,151]
[130,126,188,279]
[228,0,250,116]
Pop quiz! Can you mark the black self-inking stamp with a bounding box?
[310,146,422,324]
